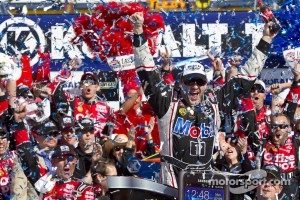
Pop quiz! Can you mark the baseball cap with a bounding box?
[262,164,282,180]
[36,120,59,136]
[254,79,266,90]
[58,116,75,131]
[75,118,94,131]
[52,145,77,159]
[80,72,99,85]
[0,127,8,139]
[182,62,207,84]
[16,85,34,99]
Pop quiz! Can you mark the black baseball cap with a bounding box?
[262,164,282,180]
[16,85,33,99]
[75,118,94,131]
[36,120,59,136]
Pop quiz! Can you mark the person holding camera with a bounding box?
[130,12,279,187]
[216,133,252,173]
[215,132,253,200]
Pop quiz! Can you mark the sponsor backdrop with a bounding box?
[0,7,296,109]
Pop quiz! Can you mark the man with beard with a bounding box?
[261,113,299,199]
[130,12,279,187]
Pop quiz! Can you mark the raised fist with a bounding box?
[129,12,144,27]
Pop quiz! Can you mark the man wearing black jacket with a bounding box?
[130,12,279,187]
[73,118,95,181]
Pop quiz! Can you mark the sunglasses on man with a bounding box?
[113,145,125,151]
[183,78,206,86]
[272,124,289,129]
[43,131,60,138]
[62,127,75,133]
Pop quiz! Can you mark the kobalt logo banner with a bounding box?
[0,13,265,69]
[0,13,291,86]
[0,17,46,66]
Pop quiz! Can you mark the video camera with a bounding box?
[225,133,240,146]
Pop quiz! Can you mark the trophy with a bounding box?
[257,0,281,34]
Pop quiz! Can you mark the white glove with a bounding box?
[0,53,21,80]
[34,172,56,193]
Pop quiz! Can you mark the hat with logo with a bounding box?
[75,118,94,131]
[254,79,266,90]
[182,62,207,83]
[36,120,59,136]
[80,72,99,85]
[52,145,77,159]
[58,116,75,131]
[262,164,282,180]
[113,134,128,146]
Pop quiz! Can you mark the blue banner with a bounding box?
[0,8,295,72]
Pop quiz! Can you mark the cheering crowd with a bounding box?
[0,2,299,200]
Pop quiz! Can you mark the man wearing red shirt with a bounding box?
[39,145,94,200]
[261,113,299,199]
[55,72,111,138]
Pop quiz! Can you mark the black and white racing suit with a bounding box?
[133,33,271,187]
